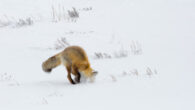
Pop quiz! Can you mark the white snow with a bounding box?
[0,0,195,110]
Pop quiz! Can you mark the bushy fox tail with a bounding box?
[42,53,61,73]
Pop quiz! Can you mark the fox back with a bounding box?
[61,46,89,67]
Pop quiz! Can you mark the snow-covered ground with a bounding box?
[0,0,195,110]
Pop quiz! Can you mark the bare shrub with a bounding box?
[110,75,117,82]
[93,40,143,60]
[52,5,79,22]
[80,7,93,11]
[121,71,128,76]
[0,15,33,28]
[51,4,65,22]
[113,49,128,58]
[94,52,111,59]
[120,67,158,78]
[121,69,139,77]
[15,17,33,27]
[53,37,70,50]
[130,41,142,55]
[93,49,128,60]
[68,8,79,19]
[41,97,48,105]
[146,67,158,77]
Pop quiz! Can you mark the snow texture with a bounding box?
[0,0,195,110]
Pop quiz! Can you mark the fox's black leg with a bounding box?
[66,66,75,84]
[75,72,81,83]
[72,65,81,83]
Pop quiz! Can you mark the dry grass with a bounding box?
[119,67,157,78]
[0,15,33,28]
[146,67,158,77]
[52,5,79,22]
[110,75,117,82]
[94,52,111,59]
[130,40,142,55]
[53,37,70,50]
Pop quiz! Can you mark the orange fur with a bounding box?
[42,46,97,84]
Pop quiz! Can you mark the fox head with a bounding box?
[82,67,98,76]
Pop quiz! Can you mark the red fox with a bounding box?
[42,46,97,84]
